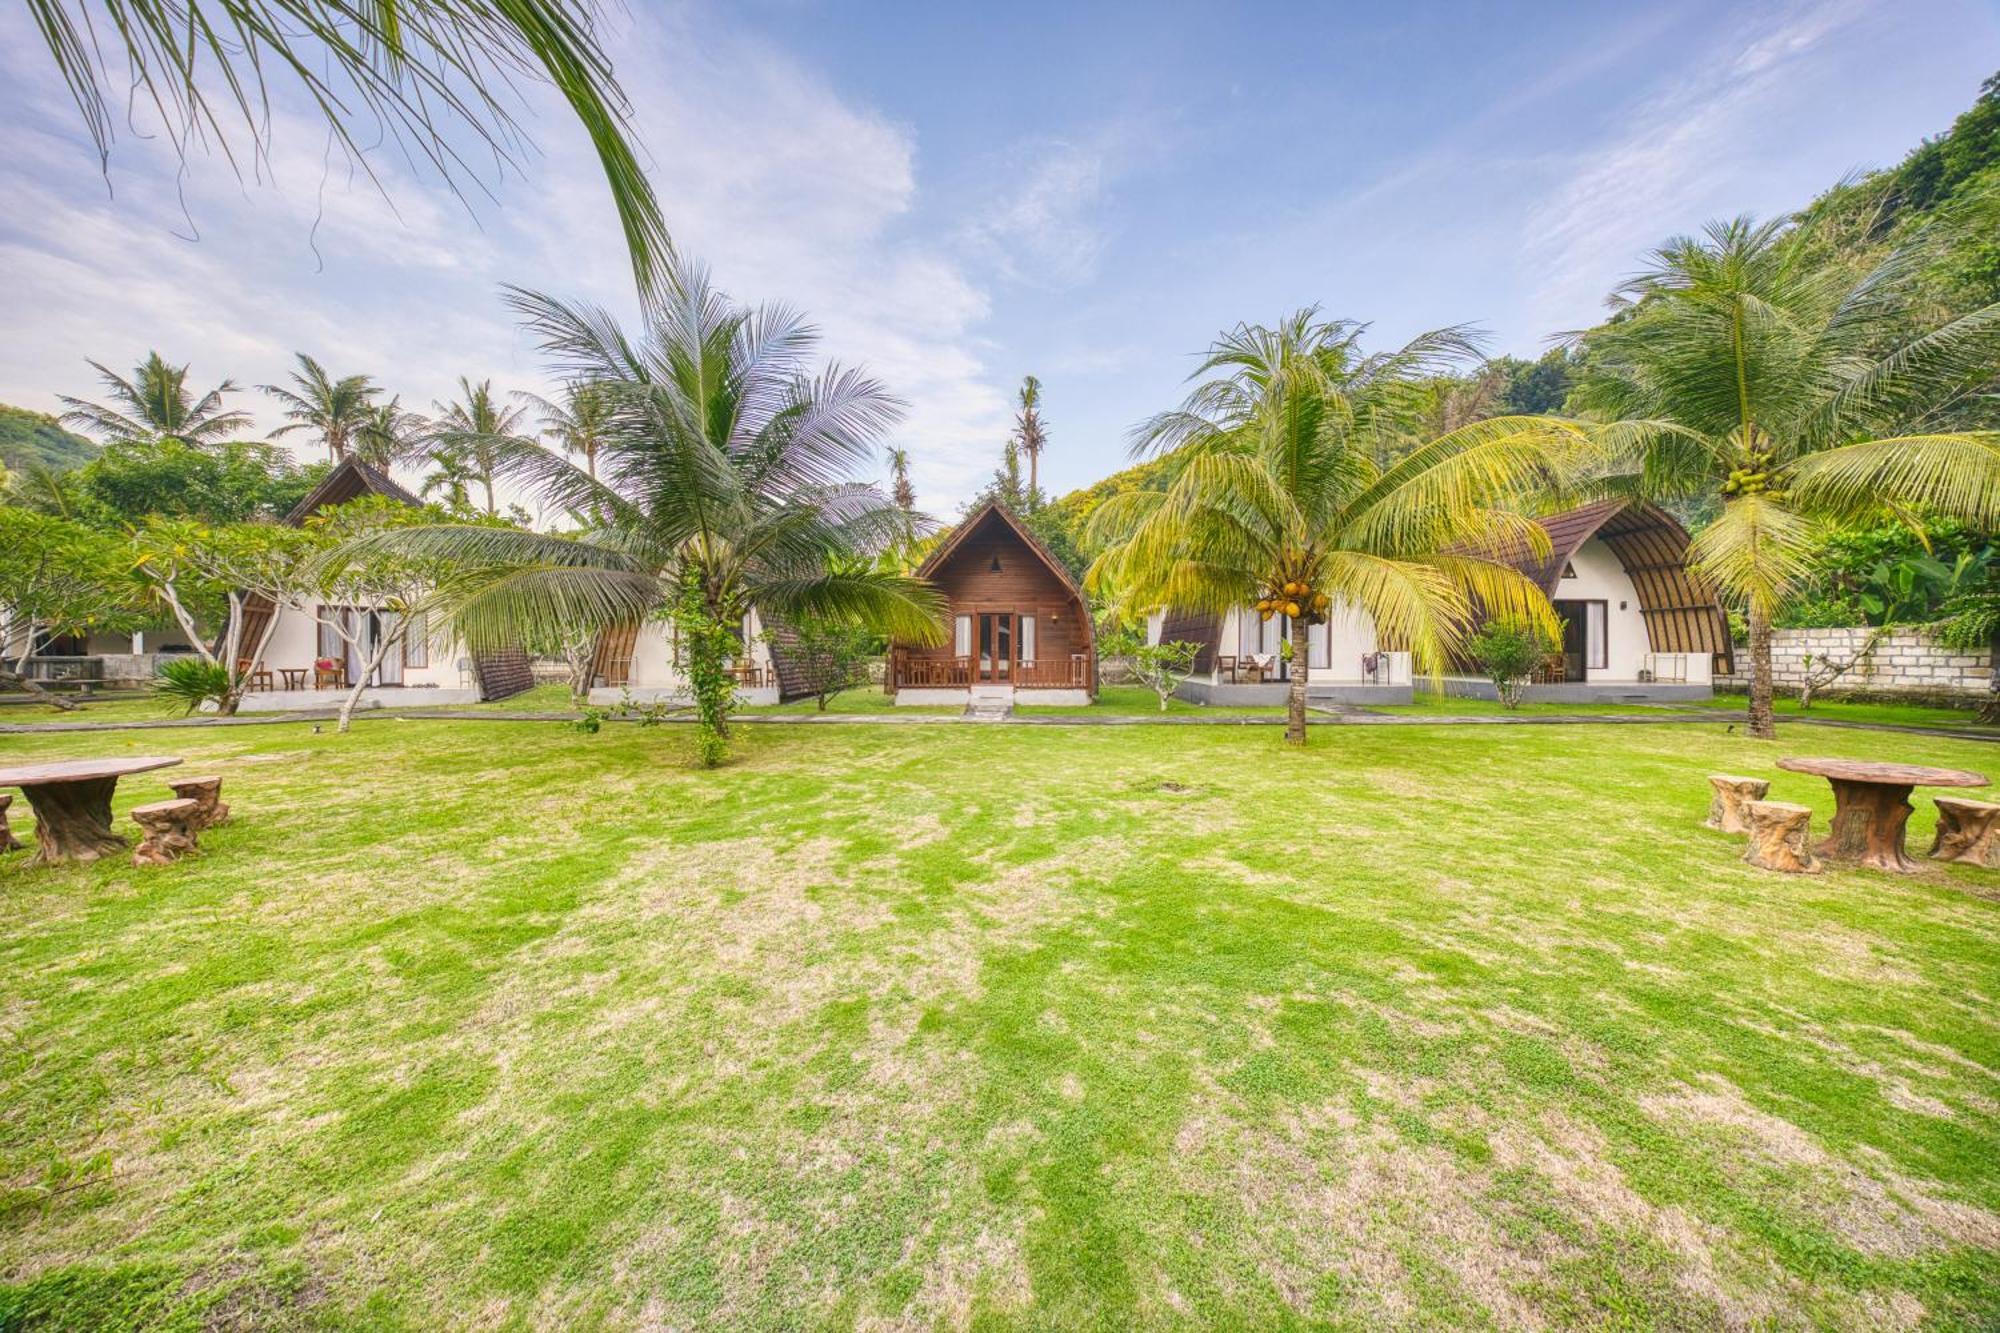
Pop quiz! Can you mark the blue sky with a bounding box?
[2,0,1995,515]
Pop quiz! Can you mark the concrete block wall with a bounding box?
[1715,627,1992,699]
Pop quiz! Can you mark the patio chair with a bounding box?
[1216,655,1238,683]
[313,658,346,690]
[236,658,274,692]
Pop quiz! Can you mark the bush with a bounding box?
[1467,617,1559,709]
[153,658,232,714]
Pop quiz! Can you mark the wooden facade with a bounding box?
[889,503,1095,695]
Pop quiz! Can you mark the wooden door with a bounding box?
[978,612,1014,681]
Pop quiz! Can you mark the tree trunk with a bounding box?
[216,687,244,717]
[1285,617,1310,746]
[1983,629,2000,726]
[1746,601,1775,740]
[483,476,497,516]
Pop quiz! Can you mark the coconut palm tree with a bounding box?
[58,351,250,446]
[1089,310,1592,745]
[886,446,916,512]
[418,448,480,512]
[1572,215,2000,738]
[1014,375,1048,507]
[351,396,426,472]
[261,354,378,462]
[26,0,668,289]
[357,258,946,764]
[429,378,531,516]
[518,383,612,479]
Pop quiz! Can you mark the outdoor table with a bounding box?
[279,667,309,690]
[1776,757,1989,873]
[0,755,182,866]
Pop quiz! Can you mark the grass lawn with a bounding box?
[1762,696,1996,732]
[1369,690,1705,719]
[1014,684,1281,718]
[2,717,1997,1328]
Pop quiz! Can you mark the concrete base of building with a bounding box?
[1175,679,1414,706]
[1428,676,1714,704]
[237,686,483,712]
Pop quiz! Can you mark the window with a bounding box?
[954,614,972,658]
[1019,615,1036,664]
[1586,601,1608,671]
[316,606,342,661]
[1561,561,1577,579]
[403,611,429,668]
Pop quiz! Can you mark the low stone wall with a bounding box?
[1716,627,1992,700]
[1097,654,1138,685]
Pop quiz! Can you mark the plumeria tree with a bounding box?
[130,517,312,715]
[357,257,945,766]
[296,498,450,733]
[0,508,145,709]
[1090,310,1590,745]
[1572,214,2000,737]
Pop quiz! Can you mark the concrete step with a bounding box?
[963,700,1014,722]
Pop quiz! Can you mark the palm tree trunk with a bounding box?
[483,476,497,516]
[1285,616,1310,746]
[1746,601,1776,740]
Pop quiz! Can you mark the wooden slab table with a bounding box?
[1776,757,1989,873]
[0,756,182,866]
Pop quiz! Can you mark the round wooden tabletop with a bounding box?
[0,756,183,787]
[1777,757,1989,788]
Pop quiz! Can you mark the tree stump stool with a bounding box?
[166,775,229,830]
[1929,796,2000,868]
[1705,774,1770,833]
[131,799,201,867]
[1742,801,1822,874]
[0,793,22,853]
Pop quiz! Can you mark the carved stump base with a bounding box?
[1743,801,1822,874]
[1705,774,1770,833]
[166,775,229,830]
[0,793,22,854]
[1821,780,1917,873]
[131,798,201,867]
[1929,797,2000,868]
[23,778,129,866]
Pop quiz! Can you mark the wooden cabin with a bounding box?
[888,502,1095,705]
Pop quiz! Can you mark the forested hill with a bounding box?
[0,404,96,473]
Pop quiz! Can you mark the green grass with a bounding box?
[2,718,1997,1327]
[1372,690,1701,718]
[1015,684,1281,717]
[1762,695,1995,731]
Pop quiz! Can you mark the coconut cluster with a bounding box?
[1721,449,1785,500]
[1255,581,1333,624]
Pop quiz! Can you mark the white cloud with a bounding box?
[957,138,1114,289]
[0,2,1013,513]
[1520,0,1870,334]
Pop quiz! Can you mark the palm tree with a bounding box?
[26,0,668,289]
[1089,311,1591,745]
[359,259,945,763]
[518,383,612,479]
[418,448,480,512]
[1014,375,1048,506]
[58,351,250,446]
[261,354,378,462]
[430,378,532,516]
[352,397,426,472]
[1572,216,2000,738]
[886,446,916,512]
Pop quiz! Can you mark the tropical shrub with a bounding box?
[1132,640,1200,711]
[1468,617,1559,709]
[153,657,232,714]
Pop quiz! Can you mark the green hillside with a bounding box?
[0,403,96,473]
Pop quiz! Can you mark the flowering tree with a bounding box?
[0,509,145,710]
[131,518,310,715]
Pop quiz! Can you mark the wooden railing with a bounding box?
[888,652,1092,690]
[1014,654,1091,689]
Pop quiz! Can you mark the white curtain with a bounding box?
[953,615,972,657]
[1586,602,1608,671]
[1019,615,1036,665]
